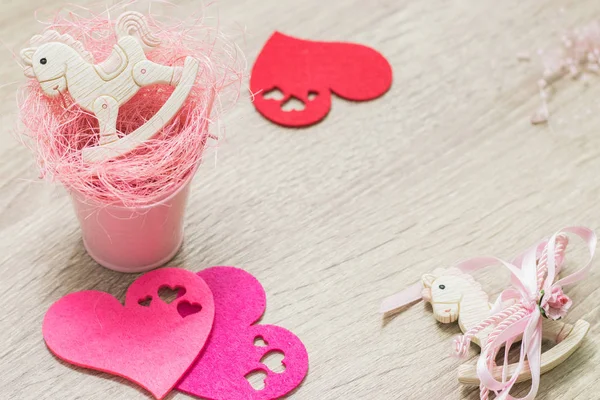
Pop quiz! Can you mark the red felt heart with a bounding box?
[250,32,392,127]
[43,268,215,399]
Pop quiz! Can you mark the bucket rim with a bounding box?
[70,170,195,211]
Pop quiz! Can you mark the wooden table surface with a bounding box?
[2,1,600,399]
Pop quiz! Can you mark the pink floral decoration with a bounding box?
[540,286,572,320]
[532,21,600,125]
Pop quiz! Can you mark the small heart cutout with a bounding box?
[262,88,285,101]
[158,285,186,304]
[138,295,152,307]
[254,336,268,347]
[281,96,306,112]
[177,267,309,399]
[177,300,202,318]
[245,369,268,391]
[260,350,286,373]
[43,268,215,399]
[251,32,392,127]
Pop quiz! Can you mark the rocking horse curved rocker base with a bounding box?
[457,319,589,385]
[20,11,199,163]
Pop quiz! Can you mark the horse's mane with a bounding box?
[30,30,94,63]
[432,267,488,300]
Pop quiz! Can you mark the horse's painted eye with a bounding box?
[439,284,446,290]
[40,58,47,65]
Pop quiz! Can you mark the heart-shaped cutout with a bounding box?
[43,268,215,399]
[260,350,286,373]
[177,266,309,399]
[250,32,392,127]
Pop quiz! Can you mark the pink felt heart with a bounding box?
[177,267,309,399]
[43,268,215,399]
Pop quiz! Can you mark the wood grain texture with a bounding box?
[1,0,600,399]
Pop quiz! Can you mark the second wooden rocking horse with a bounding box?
[20,11,199,163]
[422,257,590,386]
[380,227,596,400]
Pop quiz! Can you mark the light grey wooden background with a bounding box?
[1,0,600,399]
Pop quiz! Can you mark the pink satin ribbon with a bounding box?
[380,227,596,400]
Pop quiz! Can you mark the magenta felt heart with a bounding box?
[177,267,309,400]
[43,268,215,399]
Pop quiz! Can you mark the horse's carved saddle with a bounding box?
[94,44,128,81]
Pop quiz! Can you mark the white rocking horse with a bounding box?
[421,234,590,387]
[20,11,199,163]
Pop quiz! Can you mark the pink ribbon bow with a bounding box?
[380,226,596,400]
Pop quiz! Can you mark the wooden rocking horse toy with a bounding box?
[380,227,596,399]
[20,11,199,163]
[421,252,590,386]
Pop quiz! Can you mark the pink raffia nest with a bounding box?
[17,5,243,207]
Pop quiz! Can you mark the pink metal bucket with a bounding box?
[70,178,192,273]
